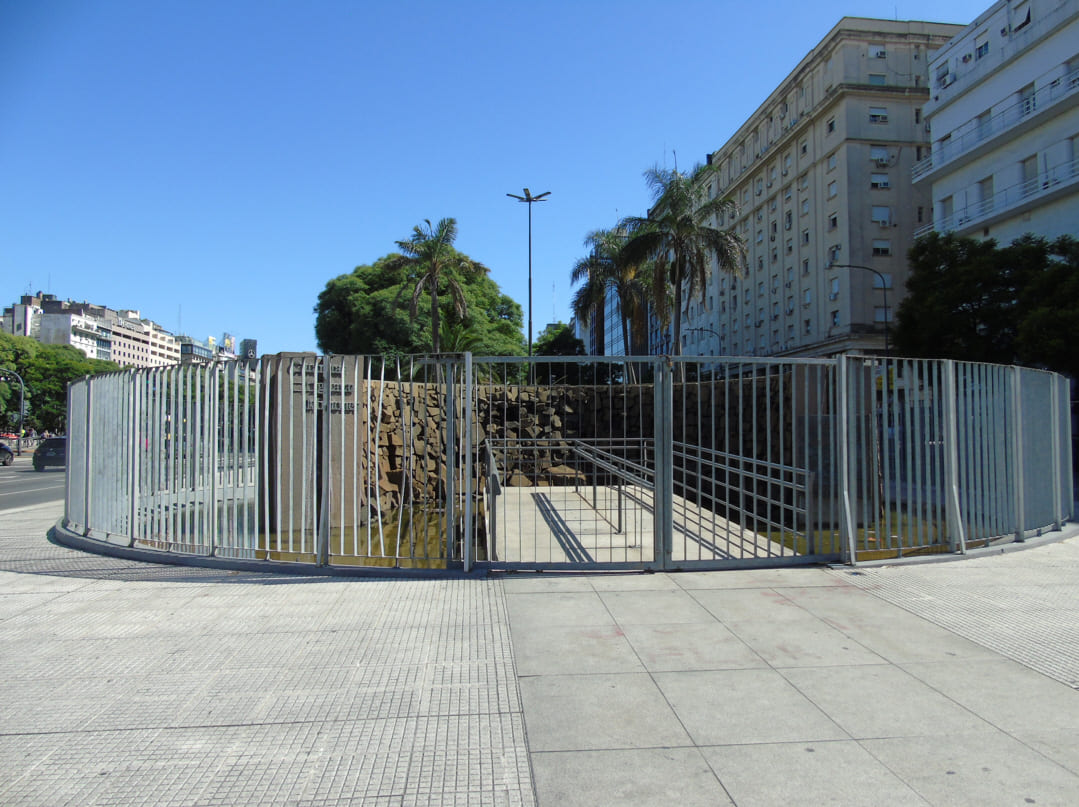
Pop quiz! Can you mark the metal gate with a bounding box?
[470,356,836,571]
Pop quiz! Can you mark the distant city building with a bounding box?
[2,292,254,369]
[663,17,963,359]
[914,0,1079,243]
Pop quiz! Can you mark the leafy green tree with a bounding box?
[385,218,486,354]
[314,250,525,358]
[620,163,745,356]
[533,322,591,384]
[895,232,1079,376]
[0,332,118,433]
[571,228,651,357]
[1016,235,1079,378]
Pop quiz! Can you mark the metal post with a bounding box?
[837,356,858,564]
[463,352,474,572]
[445,361,457,563]
[1011,366,1025,542]
[942,361,967,554]
[655,357,674,570]
[1050,372,1063,532]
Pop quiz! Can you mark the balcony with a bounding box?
[913,63,1079,183]
[915,155,1079,238]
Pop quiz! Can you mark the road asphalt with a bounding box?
[2,500,1078,806]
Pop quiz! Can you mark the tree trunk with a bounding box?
[430,279,441,353]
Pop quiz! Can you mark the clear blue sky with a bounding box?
[2,0,990,356]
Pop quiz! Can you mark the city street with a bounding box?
[0,455,65,511]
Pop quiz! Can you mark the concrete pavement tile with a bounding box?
[781,586,1001,663]
[674,568,851,590]
[599,588,715,625]
[861,732,1079,807]
[653,669,848,745]
[900,658,1079,733]
[724,615,886,668]
[531,748,732,807]
[1012,729,1079,775]
[517,673,690,751]
[688,587,808,623]
[781,665,994,738]
[505,591,615,630]
[500,575,597,594]
[588,572,682,591]
[510,624,644,676]
[701,740,930,807]
[621,622,768,672]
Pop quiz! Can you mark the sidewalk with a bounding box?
[2,502,1078,805]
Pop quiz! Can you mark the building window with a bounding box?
[831,310,840,327]
[871,205,891,225]
[869,106,889,124]
[1014,0,1031,31]
[917,206,924,223]
[870,45,886,59]
[975,33,989,60]
[827,152,837,171]
[874,306,889,323]
[915,107,922,125]
[827,180,838,198]
[1020,83,1036,116]
[826,117,836,134]
[802,258,810,275]
[873,272,893,289]
[804,319,812,335]
[803,289,812,305]
[801,198,810,215]
[870,173,890,189]
[872,239,892,256]
[828,213,838,230]
[829,277,840,300]
[785,210,792,230]
[870,144,888,163]
[802,229,810,245]
[800,140,808,156]
[786,238,793,255]
[868,73,886,86]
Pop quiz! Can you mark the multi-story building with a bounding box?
[667,17,962,358]
[914,0,1079,243]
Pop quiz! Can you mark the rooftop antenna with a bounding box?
[673,149,678,171]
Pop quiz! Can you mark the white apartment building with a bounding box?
[914,0,1079,243]
[662,17,962,358]
[38,312,111,361]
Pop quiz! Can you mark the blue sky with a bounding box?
[2,0,991,356]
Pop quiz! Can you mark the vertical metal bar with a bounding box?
[463,352,474,572]
[655,357,674,570]
[1050,372,1063,531]
[444,360,456,563]
[1012,365,1025,542]
[837,356,857,564]
[943,361,966,553]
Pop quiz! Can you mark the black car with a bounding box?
[33,437,66,471]
[0,443,12,466]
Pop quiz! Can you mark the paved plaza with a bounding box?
[2,501,1079,805]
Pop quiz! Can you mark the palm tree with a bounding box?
[387,218,485,353]
[620,163,745,357]
[570,228,651,358]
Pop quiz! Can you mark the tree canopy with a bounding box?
[314,248,525,357]
[619,163,745,356]
[895,232,1079,377]
[0,332,118,434]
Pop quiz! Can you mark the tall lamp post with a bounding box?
[506,188,550,358]
[829,263,890,355]
[0,368,26,456]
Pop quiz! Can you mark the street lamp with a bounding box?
[829,263,890,355]
[506,188,550,358]
[0,368,26,456]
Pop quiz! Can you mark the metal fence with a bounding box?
[64,353,1073,572]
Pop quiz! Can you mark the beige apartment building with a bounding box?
[668,17,964,358]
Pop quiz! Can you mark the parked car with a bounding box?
[33,437,66,471]
[0,443,12,466]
